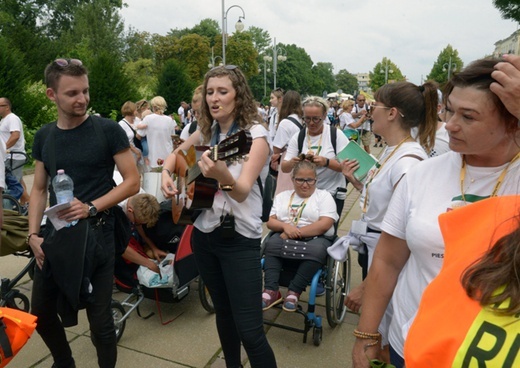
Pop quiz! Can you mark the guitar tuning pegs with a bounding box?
[232,160,238,166]
[243,155,249,162]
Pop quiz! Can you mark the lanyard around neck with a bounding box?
[306,129,323,155]
[460,151,520,203]
[287,191,309,225]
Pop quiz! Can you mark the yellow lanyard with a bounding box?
[306,130,323,155]
[287,191,309,225]
[362,136,411,213]
[460,151,520,203]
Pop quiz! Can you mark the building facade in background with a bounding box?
[493,29,520,57]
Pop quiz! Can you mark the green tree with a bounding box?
[369,58,406,91]
[213,31,258,78]
[426,45,464,85]
[493,0,520,23]
[60,0,125,64]
[335,69,358,95]
[88,51,138,117]
[274,44,315,96]
[123,30,155,61]
[246,26,271,54]
[123,58,157,99]
[0,36,29,110]
[172,34,211,83]
[312,62,336,96]
[156,59,196,111]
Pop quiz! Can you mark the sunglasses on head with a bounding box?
[211,64,238,72]
[54,58,83,67]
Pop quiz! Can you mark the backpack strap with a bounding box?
[286,116,303,130]
[330,125,337,154]
[188,121,198,134]
[297,128,306,154]
[0,318,14,359]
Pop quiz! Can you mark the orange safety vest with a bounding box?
[404,195,520,368]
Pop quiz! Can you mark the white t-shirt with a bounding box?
[270,189,338,237]
[194,124,272,239]
[351,104,370,131]
[284,126,350,195]
[268,108,278,141]
[381,151,520,357]
[272,114,302,150]
[0,112,26,160]
[411,122,451,158]
[339,111,355,130]
[142,113,177,168]
[118,119,136,147]
[177,106,185,124]
[0,139,6,189]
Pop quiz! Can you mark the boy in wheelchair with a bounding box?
[262,161,338,312]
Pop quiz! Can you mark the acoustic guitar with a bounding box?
[172,130,252,224]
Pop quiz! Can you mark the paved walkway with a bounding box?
[2,144,385,367]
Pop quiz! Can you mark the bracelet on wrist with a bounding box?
[25,232,39,246]
[353,329,381,341]
[162,168,172,176]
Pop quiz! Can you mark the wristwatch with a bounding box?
[86,202,98,217]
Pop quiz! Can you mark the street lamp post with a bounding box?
[222,0,245,65]
[208,46,224,68]
[262,55,272,97]
[380,60,393,84]
[443,55,457,80]
[272,37,287,90]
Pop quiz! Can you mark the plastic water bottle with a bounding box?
[52,169,77,226]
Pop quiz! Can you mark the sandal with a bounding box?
[262,289,282,311]
[283,290,301,312]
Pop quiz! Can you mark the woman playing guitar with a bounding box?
[160,65,277,368]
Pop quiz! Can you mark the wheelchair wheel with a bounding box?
[111,300,126,343]
[2,193,22,214]
[198,276,215,313]
[6,291,30,312]
[325,249,350,327]
[312,326,322,346]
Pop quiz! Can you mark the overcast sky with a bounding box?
[120,0,519,85]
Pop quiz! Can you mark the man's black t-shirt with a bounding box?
[33,116,129,205]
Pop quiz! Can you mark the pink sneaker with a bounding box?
[262,289,282,311]
[283,290,301,312]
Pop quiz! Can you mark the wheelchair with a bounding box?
[111,222,214,342]
[261,232,350,346]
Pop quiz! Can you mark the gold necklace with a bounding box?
[460,151,520,203]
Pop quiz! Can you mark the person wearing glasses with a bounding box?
[262,160,338,311]
[282,96,350,217]
[352,58,520,368]
[161,65,277,368]
[27,58,140,368]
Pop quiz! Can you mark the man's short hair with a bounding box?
[0,98,12,109]
[44,58,88,90]
[131,193,160,227]
[121,101,136,117]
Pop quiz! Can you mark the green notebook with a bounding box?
[336,141,378,181]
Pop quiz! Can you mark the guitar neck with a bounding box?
[187,164,203,184]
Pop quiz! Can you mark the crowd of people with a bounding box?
[0,53,518,368]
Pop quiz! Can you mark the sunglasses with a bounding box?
[54,58,83,67]
[211,64,238,72]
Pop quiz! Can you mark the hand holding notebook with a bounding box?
[336,141,378,181]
